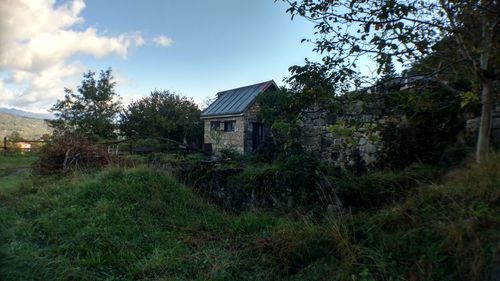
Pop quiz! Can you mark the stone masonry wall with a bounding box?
[243,102,261,153]
[298,93,402,171]
[465,101,500,147]
[203,102,264,154]
[300,92,499,170]
[204,116,245,154]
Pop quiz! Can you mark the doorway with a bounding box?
[252,122,263,151]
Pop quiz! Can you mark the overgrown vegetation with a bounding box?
[120,90,203,146]
[0,153,498,280]
[2,1,497,279]
[380,87,465,168]
[282,0,500,163]
[35,132,112,175]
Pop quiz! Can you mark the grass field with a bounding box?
[0,155,498,280]
[0,155,37,193]
[0,155,36,170]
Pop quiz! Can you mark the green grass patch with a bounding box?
[0,155,37,193]
[0,167,285,280]
[0,154,498,280]
[0,171,31,193]
[0,155,36,169]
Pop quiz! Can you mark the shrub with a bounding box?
[380,88,464,168]
[35,132,112,174]
[226,153,323,209]
[335,164,441,210]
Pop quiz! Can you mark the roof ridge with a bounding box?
[201,80,277,118]
[217,80,274,95]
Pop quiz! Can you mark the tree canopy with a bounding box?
[48,68,122,140]
[283,0,499,163]
[119,90,202,144]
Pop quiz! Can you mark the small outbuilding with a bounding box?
[201,80,278,154]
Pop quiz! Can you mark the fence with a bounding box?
[2,136,205,157]
[97,137,205,156]
[2,137,46,155]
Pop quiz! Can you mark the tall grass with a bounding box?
[0,167,287,280]
[0,154,498,280]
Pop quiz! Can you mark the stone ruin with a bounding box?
[298,91,500,171]
[297,92,400,171]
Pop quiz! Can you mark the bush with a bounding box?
[226,153,323,209]
[380,88,464,168]
[335,164,441,210]
[35,132,112,174]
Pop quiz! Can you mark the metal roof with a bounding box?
[201,80,278,118]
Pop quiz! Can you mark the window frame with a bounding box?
[224,121,235,132]
[210,121,221,131]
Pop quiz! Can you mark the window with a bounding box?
[224,121,235,132]
[210,121,220,131]
[211,120,235,132]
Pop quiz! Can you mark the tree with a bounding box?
[7,131,24,142]
[119,90,202,144]
[48,68,122,140]
[282,0,499,163]
[380,55,397,82]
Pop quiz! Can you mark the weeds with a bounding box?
[0,154,498,280]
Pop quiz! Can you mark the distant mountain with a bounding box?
[0,107,53,120]
[0,112,52,140]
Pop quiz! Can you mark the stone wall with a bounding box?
[465,102,500,147]
[243,102,262,153]
[300,91,499,170]
[298,93,402,171]
[203,102,264,154]
[203,116,245,154]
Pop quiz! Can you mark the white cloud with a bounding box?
[0,79,15,106]
[120,92,145,107]
[153,35,173,47]
[0,0,148,111]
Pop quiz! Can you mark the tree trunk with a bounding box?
[476,79,494,163]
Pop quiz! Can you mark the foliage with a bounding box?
[282,0,500,162]
[379,55,397,82]
[48,68,122,140]
[334,164,440,210]
[35,132,111,175]
[255,88,297,158]
[0,153,498,280]
[376,87,465,167]
[227,153,321,207]
[256,71,336,159]
[283,0,499,84]
[120,90,202,145]
[6,131,24,142]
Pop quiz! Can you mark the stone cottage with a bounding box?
[201,80,278,154]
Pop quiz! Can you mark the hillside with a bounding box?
[0,107,54,120]
[0,157,498,280]
[0,112,51,140]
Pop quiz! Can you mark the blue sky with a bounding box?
[0,0,321,112]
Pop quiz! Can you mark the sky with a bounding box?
[0,0,323,113]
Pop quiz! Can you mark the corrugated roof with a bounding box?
[201,80,277,118]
